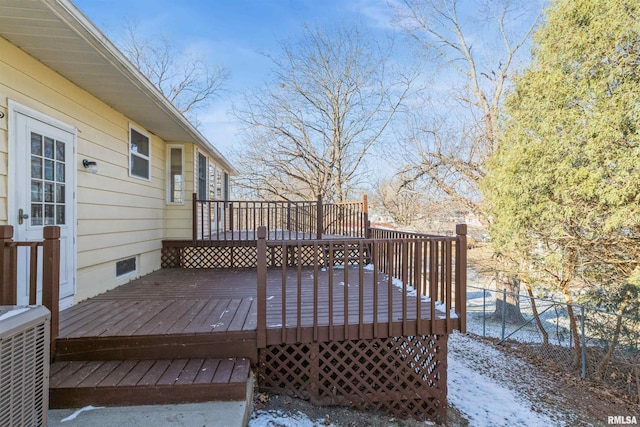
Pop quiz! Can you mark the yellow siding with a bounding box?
[0,36,169,301]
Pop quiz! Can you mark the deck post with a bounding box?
[192,192,198,242]
[42,226,60,356]
[0,225,15,305]
[316,195,323,240]
[455,224,467,333]
[362,194,370,238]
[257,226,267,348]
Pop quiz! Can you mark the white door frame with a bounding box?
[8,100,77,310]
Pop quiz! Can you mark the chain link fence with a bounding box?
[466,285,640,401]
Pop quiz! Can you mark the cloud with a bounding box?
[347,0,404,31]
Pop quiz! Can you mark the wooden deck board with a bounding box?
[193,359,220,384]
[175,359,204,385]
[117,360,155,387]
[49,358,251,408]
[98,360,138,387]
[156,359,189,385]
[138,360,172,386]
[77,361,121,388]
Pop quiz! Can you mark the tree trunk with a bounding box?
[560,284,582,368]
[634,354,640,404]
[595,314,623,381]
[523,278,549,345]
[492,275,526,324]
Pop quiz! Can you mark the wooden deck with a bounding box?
[56,266,457,361]
[56,269,258,362]
[50,224,466,419]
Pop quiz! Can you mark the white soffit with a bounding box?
[0,0,235,172]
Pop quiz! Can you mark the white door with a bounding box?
[12,108,76,309]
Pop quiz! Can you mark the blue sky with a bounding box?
[72,0,400,158]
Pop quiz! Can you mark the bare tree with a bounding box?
[393,0,541,227]
[232,24,415,202]
[120,22,230,124]
[375,175,427,227]
[393,0,542,320]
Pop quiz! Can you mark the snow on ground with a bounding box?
[249,332,567,426]
[448,332,562,426]
[249,410,334,427]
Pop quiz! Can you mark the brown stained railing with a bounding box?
[322,195,368,238]
[192,193,369,243]
[0,225,61,355]
[256,224,467,347]
[371,225,468,333]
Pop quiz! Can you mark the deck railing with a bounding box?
[0,225,61,354]
[192,194,368,243]
[256,224,467,348]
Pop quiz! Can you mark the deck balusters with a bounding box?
[193,194,368,243]
[256,226,267,348]
[253,223,466,346]
[0,225,60,355]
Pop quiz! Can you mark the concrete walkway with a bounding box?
[48,377,253,427]
[48,400,250,427]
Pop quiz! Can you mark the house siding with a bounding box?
[0,36,169,301]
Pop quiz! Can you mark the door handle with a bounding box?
[18,208,29,225]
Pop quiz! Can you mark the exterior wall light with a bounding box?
[82,159,98,174]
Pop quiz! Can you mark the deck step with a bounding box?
[49,357,252,409]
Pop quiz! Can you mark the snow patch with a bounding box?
[60,406,104,422]
[0,307,31,321]
[448,332,558,426]
[249,410,334,427]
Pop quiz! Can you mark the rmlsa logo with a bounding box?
[608,415,638,425]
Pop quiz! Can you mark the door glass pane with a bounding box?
[31,157,43,179]
[30,132,68,227]
[44,204,55,225]
[56,205,65,225]
[44,137,55,159]
[44,160,54,180]
[31,205,43,226]
[56,162,65,182]
[31,181,43,202]
[31,133,43,156]
[56,184,65,203]
[56,140,65,161]
[44,182,54,202]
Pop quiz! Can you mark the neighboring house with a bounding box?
[0,0,235,308]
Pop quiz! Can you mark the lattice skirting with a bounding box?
[257,335,448,423]
[162,246,259,269]
[161,245,369,269]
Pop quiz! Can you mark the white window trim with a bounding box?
[166,144,184,205]
[129,124,151,181]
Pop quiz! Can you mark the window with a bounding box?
[167,145,184,204]
[30,132,67,226]
[116,256,137,277]
[223,171,230,201]
[129,126,150,180]
[197,152,207,200]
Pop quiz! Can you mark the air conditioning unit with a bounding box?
[0,305,50,427]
